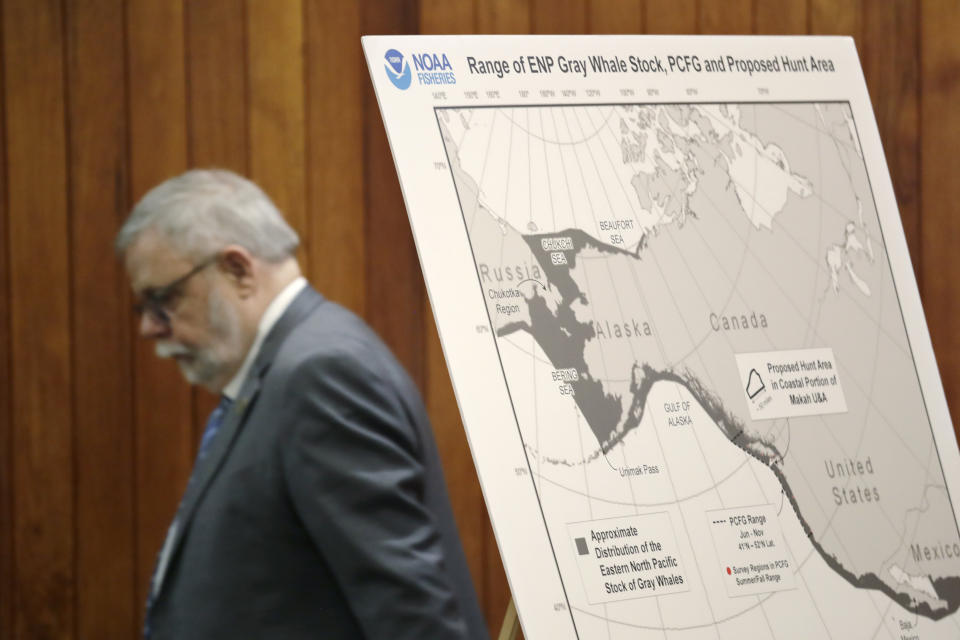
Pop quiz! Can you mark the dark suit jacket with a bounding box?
[148,286,488,639]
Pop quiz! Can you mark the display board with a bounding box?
[363,35,960,639]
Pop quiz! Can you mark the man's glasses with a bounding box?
[133,254,219,324]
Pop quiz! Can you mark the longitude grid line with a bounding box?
[566,104,753,635]
[879,440,941,571]
[528,107,541,494]
[636,107,907,627]
[575,253,653,522]
[552,105,614,640]
[467,110,502,234]
[433,108,581,638]
[634,112,832,637]
[693,104,889,263]
[660,104,785,638]
[561,110,666,568]
[546,103,726,633]
[803,251,916,598]
[577,104,739,502]
[572,104,767,575]
[801,102,829,392]
[673,167,911,373]
[633,170,781,639]
[569,103,738,634]
[601,198,810,633]
[572,100,929,634]
[870,443,951,638]
[678,118,931,476]
[584,102,885,635]
[693,104,910,349]
[645,106,912,554]
[846,103,960,540]
[548,107,579,234]
[578,133,773,631]
[538,108,557,232]
[703,150,933,474]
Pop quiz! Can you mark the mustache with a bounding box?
[155,342,193,359]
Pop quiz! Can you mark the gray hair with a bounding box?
[115,169,300,262]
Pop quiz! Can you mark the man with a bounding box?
[117,169,488,639]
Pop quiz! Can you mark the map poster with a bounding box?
[362,35,960,639]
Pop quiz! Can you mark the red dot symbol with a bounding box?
[726,567,732,575]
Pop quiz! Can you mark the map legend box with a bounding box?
[735,348,848,421]
[567,513,688,604]
[707,504,796,597]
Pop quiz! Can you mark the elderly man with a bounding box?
[118,169,487,639]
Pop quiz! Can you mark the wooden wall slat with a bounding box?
[699,0,752,34]
[420,0,475,33]
[861,1,921,271]
[921,0,960,424]
[305,0,365,314]
[755,0,807,34]
[0,1,11,637]
[588,0,643,33]
[186,0,247,174]
[643,0,696,34]
[126,1,192,631]
[247,0,308,274]
[531,0,586,33]
[2,0,74,637]
[65,0,135,637]
[361,0,426,387]
[185,0,248,458]
[811,0,860,38]
[477,0,530,33]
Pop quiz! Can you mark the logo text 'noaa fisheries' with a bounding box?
[412,52,456,85]
[384,49,456,89]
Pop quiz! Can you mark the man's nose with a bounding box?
[139,310,170,339]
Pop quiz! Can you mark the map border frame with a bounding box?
[436,99,960,636]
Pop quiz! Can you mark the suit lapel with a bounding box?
[153,285,326,599]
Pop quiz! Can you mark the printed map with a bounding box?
[438,103,960,638]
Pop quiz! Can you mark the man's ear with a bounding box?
[218,245,256,297]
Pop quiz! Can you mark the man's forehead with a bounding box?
[125,229,192,291]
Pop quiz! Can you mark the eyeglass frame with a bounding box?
[133,253,220,325]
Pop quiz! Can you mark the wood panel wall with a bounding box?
[0,1,956,638]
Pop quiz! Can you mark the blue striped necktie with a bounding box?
[143,394,233,638]
[197,395,233,462]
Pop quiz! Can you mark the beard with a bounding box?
[155,286,245,389]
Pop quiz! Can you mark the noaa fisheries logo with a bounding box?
[384,49,412,90]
